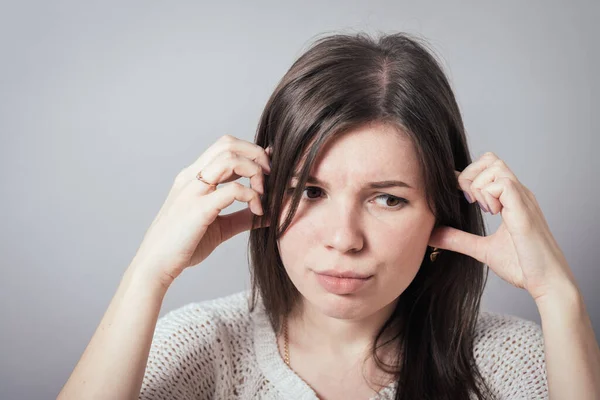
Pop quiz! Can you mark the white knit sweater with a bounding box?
[138,290,548,399]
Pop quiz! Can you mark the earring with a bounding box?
[430,247,441,262]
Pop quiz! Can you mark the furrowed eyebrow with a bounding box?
[291,174,414,190]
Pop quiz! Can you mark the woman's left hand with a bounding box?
[428,152,578,301]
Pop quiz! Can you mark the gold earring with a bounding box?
[430,247,441,262]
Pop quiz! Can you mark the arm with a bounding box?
[57,260,169,400]
[535,277,600,400]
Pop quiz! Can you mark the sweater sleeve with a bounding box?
[138,303,218,400]
[475,312,549,400]
[505,317,548,399]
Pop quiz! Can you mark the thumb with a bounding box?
[219,207,271,242]
[428,226,487,264]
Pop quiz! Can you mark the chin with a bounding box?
[306,288,375,320]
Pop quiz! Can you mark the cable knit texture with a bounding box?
[139,290,548,399]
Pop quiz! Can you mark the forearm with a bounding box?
[535,279,600,400]
[58,262,169,400]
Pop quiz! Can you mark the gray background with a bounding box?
[1,1,598,399]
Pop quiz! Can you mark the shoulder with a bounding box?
[473,310,548,399]
[139,290,254,400]
[156,289,253,331]
[150,289,253,353]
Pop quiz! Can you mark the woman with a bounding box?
[58,32,600,399]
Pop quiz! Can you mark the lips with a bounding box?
[314,271,373,294]
[317,270,373,279]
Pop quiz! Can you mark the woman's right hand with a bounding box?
[130,134,272,290]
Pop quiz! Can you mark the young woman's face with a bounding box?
[277,121,436,320]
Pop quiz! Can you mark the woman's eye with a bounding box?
[303,186,323,199]
[286,186,323,199]
[286,187,408,209]
[374,194,408,208]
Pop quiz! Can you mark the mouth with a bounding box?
[313,271,373,295]
[316,269,373,279]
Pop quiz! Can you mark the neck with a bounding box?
[287,296,399,362]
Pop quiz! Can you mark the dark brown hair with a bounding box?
[247,31,495,399]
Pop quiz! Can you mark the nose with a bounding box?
[321,200,364,254]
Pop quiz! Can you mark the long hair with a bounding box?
[247,31,495,399]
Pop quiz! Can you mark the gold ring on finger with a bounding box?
[196,170,218,188]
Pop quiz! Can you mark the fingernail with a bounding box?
[464,192,473,203]
[477,200,488,213]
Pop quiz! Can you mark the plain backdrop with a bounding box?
[0,1,598,399]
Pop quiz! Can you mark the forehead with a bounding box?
[295,122,422,189]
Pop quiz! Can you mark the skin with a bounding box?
[275,120,600,399]
[276,121,436,395]
[57,126,599,400]
[432,151,600,400]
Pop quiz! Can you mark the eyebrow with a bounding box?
[291,174,414,190]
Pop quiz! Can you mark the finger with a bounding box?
[470,159,519,214]
[480,178,533,230]
[471,163,514,215]
[455,168,487,212]
[180,135,271,183]
[456,152,500,206]
[428,226,488,264]
[188,181,263,230]
[455,168,494,213]
[196,150,268,197]
[455,169,475,205]
[469,167,497,214]
[219,207,271,241]
[480,188,500,215]
[266,146,273,170]
[205,135,271,173]
[454,170,461,186]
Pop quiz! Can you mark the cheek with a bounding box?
[277,215,316,270]
[372,215,434,275]
[369,223,430,301]
[375,212,433,245]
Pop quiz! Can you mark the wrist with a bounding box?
[125,260,173,298]
[534,277,584,320]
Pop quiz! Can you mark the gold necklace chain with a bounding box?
[281,319,392,398]
[283,318,290,366]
